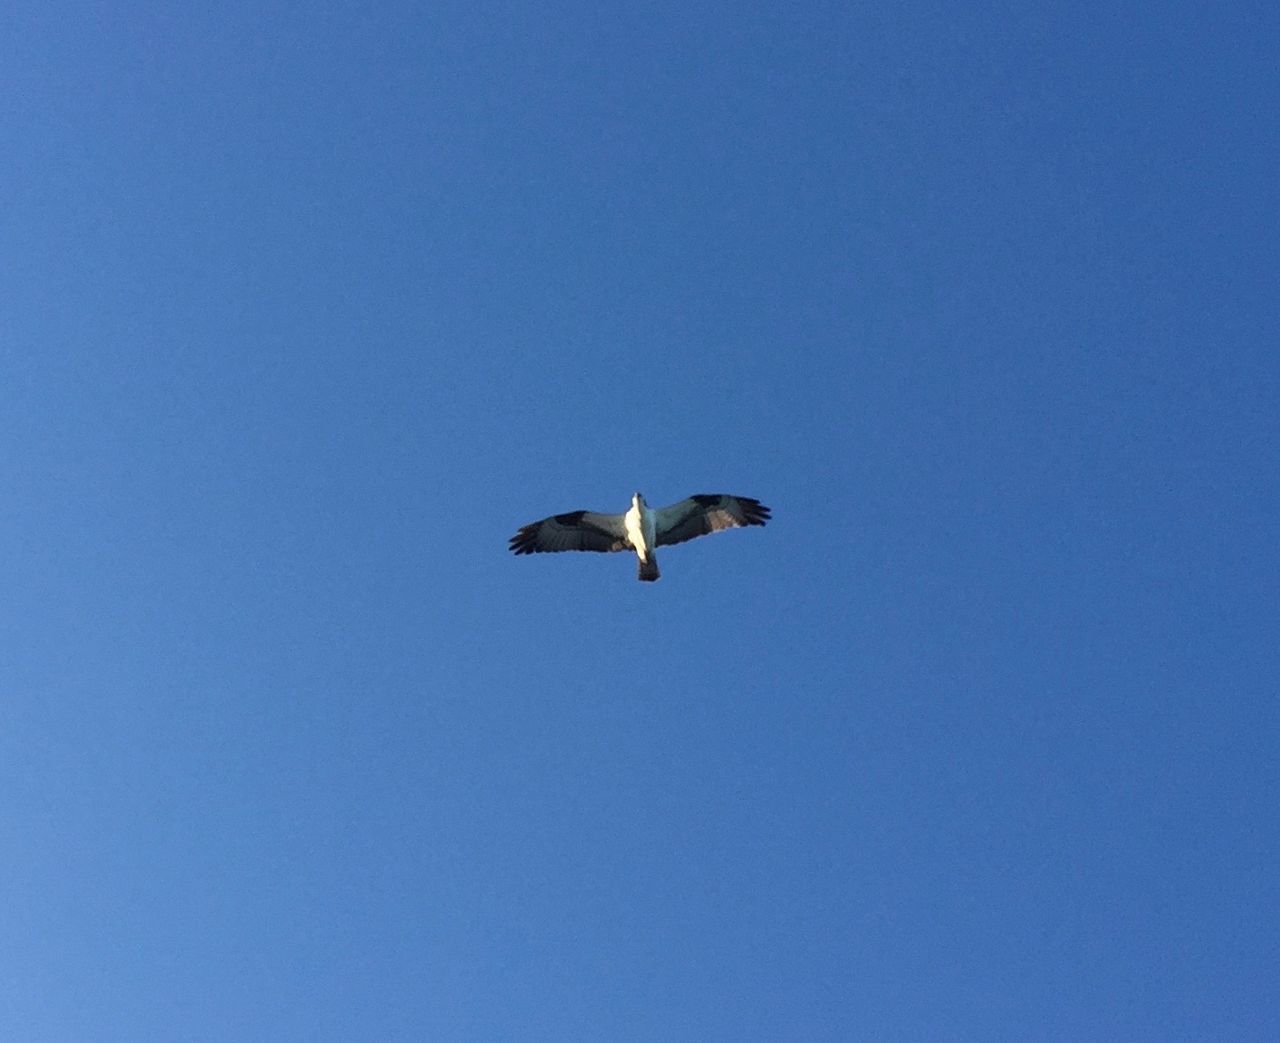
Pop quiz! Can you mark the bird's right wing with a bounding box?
[653,494,771,547]
[509,510,630,554]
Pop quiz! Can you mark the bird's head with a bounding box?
[632,491,645,508]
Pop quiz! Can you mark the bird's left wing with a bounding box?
[653,494,771,547]
[509,510,629,554]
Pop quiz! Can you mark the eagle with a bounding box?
[509,492,770,582]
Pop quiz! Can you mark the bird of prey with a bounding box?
[509,492,770,582]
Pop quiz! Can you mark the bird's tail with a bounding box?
[637,555,660,582]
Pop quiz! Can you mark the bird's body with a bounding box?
[623,493,660,581]
[510,492,770,582]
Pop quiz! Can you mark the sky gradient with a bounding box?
[3,2,1278,1039]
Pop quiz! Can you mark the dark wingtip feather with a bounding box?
[740,497,771,526]
[509,524,538,554]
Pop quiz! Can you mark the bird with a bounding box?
[509,492,770,582]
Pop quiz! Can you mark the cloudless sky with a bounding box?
[3,2,1278,1039]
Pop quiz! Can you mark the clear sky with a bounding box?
[3,2,1278,1040]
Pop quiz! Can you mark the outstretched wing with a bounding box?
[653,494,771,547]
[509,510,630,554]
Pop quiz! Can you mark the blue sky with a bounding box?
[3,1,1278,1039]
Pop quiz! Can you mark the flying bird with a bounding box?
[509,492,771,582]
